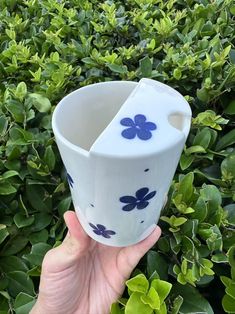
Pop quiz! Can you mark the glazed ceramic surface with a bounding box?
[52,79,192,247]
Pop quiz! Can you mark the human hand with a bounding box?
[30,211,161,314]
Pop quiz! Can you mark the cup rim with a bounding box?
[52,80,138,157]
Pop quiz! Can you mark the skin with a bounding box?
[31,211,161,314]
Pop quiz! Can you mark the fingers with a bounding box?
[64,211,89,243]
[42,211,90,273]
[118,226,161,278]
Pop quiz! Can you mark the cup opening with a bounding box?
[52,81,138,152]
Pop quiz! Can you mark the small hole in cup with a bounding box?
[140,220,144,223]
[90,204,94,207]
[144,168,149,172]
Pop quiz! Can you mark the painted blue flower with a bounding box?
[89,223,116,238]
[120,187,156,211]
[67,173,74,188]
[120,114,157,140]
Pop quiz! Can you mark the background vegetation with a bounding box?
[0,0,235,313]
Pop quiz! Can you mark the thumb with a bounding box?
[118,226,161,279]
[42,211,90,273]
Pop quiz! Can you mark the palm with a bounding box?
[33,212,161,314]
[75,241,134,314]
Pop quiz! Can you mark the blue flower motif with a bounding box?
[120,187,156,211]
[120,114,157,140]
[89,223,116,238]
[67,173,74,188]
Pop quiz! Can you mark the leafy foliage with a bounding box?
[0,0,235,313]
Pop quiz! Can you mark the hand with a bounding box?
[31,211,161,314]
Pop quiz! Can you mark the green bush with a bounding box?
[0,0,235,313]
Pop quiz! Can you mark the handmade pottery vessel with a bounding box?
[52,78,192,247]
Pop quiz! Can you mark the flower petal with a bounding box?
[136,187,149,200]
[137,201,149,209]
[97,224,106,231]
[144,121,157,130]
[102,232,111,238]
[120,117,135,127]
[120,195,137,203]
[106,230,116,235]
[143,190,156,201]
[67,173,74,183]
[122,127,137,139]
[122,203,136,211]
[134,114,146,125]
[137,128,152,140]
[93,229,102,236]
[89,223,97,230]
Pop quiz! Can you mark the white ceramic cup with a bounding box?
[52,79,191,247]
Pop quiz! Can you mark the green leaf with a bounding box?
[197,87,209,103]
[200,185,222,215]
[222,295,235,312]
[125,292,152,314]
[139,56,152,77]
[43,146,55,171]
[141,287,160,310]
[13,213,35,228]
[126,274,149,294]
[0,295,8,312]
[180,154,194,170]
[107,63,127,74]
[0,235,28,256]
[0,116,8,137]
[29,229,49,244]
[177,172,194,203]
[191,196,207,222]
[14,292,36,314]
[0,226,9,245]
[221,276,233,288]
[0,291,10,300]
[161,215,187,228]
[151,279,172,304]
[170,295,183,314]
[206,225,223,251]
[224,204,235,226]
[171,284,214,314]
[28,93,51,113]
[211,253,228,263]
[7,271,35,297]
[221,151,235,179]
[216,129,235,151]
[0,182,16,195]
[15,82,27,101]
[1,170,19,179]
[110,303,123,314]
[173,68,182,80]
[5,100,24,123]
[147,251,168,280]
[29,213,52,232]
[230,5,235,16]
[226,283,235,300]
[193,128,211,149]
[0,256,28,273]
[26,185,51,212]
[224,100,235,115]
[58,196,72,216]
[185,145,206,155]
[27,266,41,277]
[23,242,51,266]
[228,246,235,268]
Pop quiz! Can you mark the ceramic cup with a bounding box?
[52,78,192,247]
